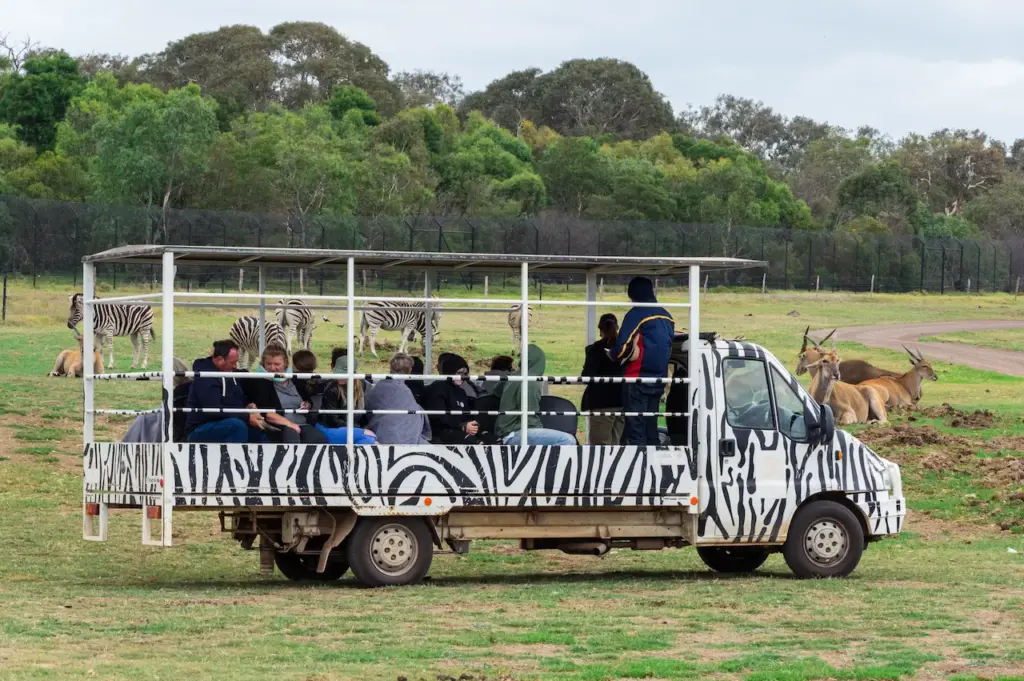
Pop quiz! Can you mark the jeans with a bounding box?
[623,383,665,445]
[315,424,378,445]
[502,428,577,446]
[187,419,268,444]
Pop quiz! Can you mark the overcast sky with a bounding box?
[6,0,1024,142]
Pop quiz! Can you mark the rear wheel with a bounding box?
[697,546,770,573]
[274,550,349,581]
[345,518,433,587]
[783,500,864,578]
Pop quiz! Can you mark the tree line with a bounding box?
[1,22,1023,256]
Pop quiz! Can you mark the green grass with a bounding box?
[0,280,1023,679]
[923,328,1024,353]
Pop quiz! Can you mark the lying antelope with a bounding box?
[49,334,104,378]
[860,346,937,408]
[796,326,900,384]
[804,335,888,425]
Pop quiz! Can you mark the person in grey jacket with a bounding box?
[364,353,432,445]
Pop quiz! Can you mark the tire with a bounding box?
[783,500,864,579]
[345,518,434,587]
[697,546,770,573]
[274,550,349,581]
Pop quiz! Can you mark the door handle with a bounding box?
[719,439,737,457]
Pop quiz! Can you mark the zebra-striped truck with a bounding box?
[80,246,906,587]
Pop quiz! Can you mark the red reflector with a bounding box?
[85,503,100,517]
[146,505,162,519]
[159,478,164,488]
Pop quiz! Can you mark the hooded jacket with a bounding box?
[185,357,249,434]
[581,338,623,410]
[496,344,545,438]
[611,277,674,379]
[423,353,479,444]
[364,379,432,445]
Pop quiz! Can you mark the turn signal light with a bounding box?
[146,506,162,519]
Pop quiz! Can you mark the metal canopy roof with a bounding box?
[83,245,765,275]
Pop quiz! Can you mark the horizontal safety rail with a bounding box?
[172,407,688,417]
[168,292,692,309]
[173,371,689,384]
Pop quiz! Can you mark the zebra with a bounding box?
[66,293,155,369]
[229,316,286,369]
[358,301,441,358]
[508,304,534,348]
[275,299,329,354]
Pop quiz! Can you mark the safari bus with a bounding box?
[79,246,906,586]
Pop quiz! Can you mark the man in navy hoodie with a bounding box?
[611,277,674,445]
[185,340,267,443]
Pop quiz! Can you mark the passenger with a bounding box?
[244,344,327,445]
[364,353,432,445]
[185,339,267,443]
[291,349,322,403]
[439,351,482,402]
[492,355,549,400]
[481,355,514,396]
[316,353,377,445]
[665,355,688,446]
[495,344,576,446]
[612,276,675,446]
[423,353,481,445]
[581,313,625,446]
[407,355,426,405]
[122,358,192,443]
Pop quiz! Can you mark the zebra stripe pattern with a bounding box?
[358,301,441,358]
[508,304,533,347]
[229,316,286,369]
[275,298,328,354]
[67,293,155,369]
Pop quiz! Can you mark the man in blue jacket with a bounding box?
[611,277,674,445]
[185,340,267,443]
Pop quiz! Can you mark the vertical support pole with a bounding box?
[258,266,267,354]
[689,265,705,512]
[1015,276,1020,300]
[520,261,529,447]
[815,275,820,296]
[82,260,106,541]
[160,250,175,546]
[584,270,597,446]
[346,258,355,448]
[424,270,434,372]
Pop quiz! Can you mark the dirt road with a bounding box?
[830,320,1024,377]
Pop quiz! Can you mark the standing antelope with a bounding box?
[860,346,937,408]
[804,335,888,425]
[508,304,533,347]
[796,326,900,384]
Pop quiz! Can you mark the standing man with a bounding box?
[611,277,674,445]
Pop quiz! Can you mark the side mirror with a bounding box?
[804,403,835,445]
[818,404,835,445]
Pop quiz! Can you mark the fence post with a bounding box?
[920,239,926,292]
[816,275,820,296]
[761,272,766,299]
[783,239,790,290]
[703,275,708,304]
[966,277,971,295]
[806,235,814,290]
[940,246,947,294]
[870,275,875,294]
[976,243,982,294]
[2,273,6,322]
[1015,276,1020,300]
[484,276,489,297]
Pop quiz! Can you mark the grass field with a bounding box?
[922,329,1024,353]
[0,278,1022,681]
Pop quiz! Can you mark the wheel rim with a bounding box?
[368,524,418,577]
[803,518,848,567]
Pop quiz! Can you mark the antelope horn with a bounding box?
[800,326,810,353]
[803,335,822,351]
[819,328,836,344]
[913,346,924,362]
[830,332,837,352]
[902,345,920,361]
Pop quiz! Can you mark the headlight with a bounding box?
[880,468,892,491]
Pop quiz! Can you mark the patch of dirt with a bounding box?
[909,403,997,430]
[859,424,975,451]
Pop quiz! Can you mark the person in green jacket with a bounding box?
[495,344,576,446]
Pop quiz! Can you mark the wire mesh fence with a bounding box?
[1,194,1022,294]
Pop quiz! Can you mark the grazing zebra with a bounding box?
[358,301,441,358]
[66,293,155,369]
[275,299,329,354]
[508,304,534,348]
[229,316,286,369]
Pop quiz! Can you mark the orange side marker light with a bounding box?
[689,496,699,506]
[424,497,432,507]
[837,451,844,460]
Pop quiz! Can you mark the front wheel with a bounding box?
[783,501,864,578]
[345,518,434,587]
[697,546,769,573]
